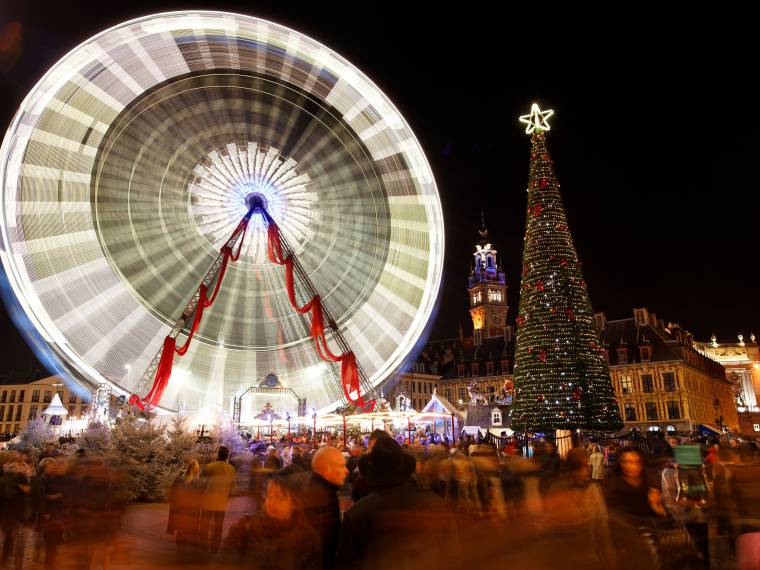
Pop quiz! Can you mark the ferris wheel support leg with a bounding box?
[131,207,255,408]
[259,207,378,411]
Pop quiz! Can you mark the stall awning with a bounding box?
[697,424,722,436]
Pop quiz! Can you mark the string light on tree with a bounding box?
[512,103,622,433]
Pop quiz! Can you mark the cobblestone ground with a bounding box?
[7,497,738,570]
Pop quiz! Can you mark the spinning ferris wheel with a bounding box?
[0,12,444,416]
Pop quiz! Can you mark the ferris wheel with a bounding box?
[0,12,444,416]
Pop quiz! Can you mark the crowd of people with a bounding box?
[0,447,128,569]
[0,429,758,569]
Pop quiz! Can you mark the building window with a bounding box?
[472,363,480,377]
[0,391,5,403]
[444,389,452,401]
[13,424,20,434]
[663,372,676,392]
[457,364,464,378]
[667,401,681,420]
[640,347,651,362]
[28,406,38,421]
[44,391,51,403]
[458,387,466,403]
[0,406,3,420]
[18,391,25,403]
[14,407,21,422]
[646,402,658,420]
[31,390,39,403]
[488,289,502,302]
[492,410,502,426]
[9,391,15,403]
[624,404,637,421]
[642,375,654,393]
[617,348,628,364]
[486,361,494,376]
[500,359,509,373]
[621,376,633,394]
[68,406,75,416]
[5,406,13,422]
[80,407,88,416]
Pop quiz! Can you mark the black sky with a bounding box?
[0,1,757,379]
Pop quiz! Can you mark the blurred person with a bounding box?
[589,445,606,482]
[0,452,32,570]
[351,430,391,502]
[336,437,459,570]
[537,440,561,493]
[450,449,480,513]
[33,458,70,569]
[223,471,321,569]
[167,459,203,557]
[603,447,666,570]
[306,447,348,569]
[201,446,236,555]
[539,448,615,569]
[470,445,506,519]
[264,445,283,471]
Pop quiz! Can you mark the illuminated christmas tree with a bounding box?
[512,104,622,432]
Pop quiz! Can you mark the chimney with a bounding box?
[594,312,607,331]
[633,307,649,326]
[649,312,657,327]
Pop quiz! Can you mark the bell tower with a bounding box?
[468,214,508,345]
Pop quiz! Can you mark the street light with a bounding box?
[311,408,317,442]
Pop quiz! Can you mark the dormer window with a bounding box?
[617,347,628,364]
[639,346,651,362]
[486,361,494,376]
[491,409,502,426]
[472,362,480,377]
[457,364,464,378]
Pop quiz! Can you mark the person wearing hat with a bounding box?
[335,438,459,570]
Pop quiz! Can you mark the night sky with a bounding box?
[0,2,757,380]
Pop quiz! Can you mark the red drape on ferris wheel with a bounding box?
[267,224,375,411]
[141,219,249,408]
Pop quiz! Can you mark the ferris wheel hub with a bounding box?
[245,192,269,213]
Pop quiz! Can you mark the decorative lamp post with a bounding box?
[267,414,273,442]
[286,412,291,438]
[312,409,317,442]
[451,413,456,444]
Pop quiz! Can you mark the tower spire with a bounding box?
[478,211,488,244]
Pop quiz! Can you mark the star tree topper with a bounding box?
[519,103,554,134]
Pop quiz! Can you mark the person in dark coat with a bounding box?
[223,471,321,570]
[34,458,71,570]
[305,447,348,569]
[167,459,203,557]
[335,437,460,570]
